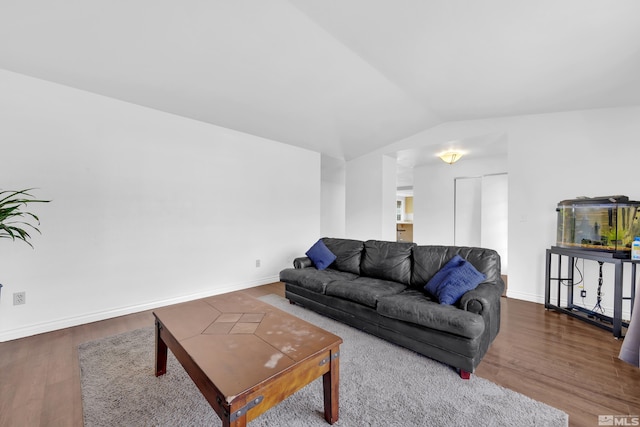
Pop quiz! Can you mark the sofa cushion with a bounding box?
[305,239,337,270]
[377,289,485,339]
[411,245,500,289]
[279,268,357,294]
[424,255,486,305]
[322,237,364,275]
[325,277,406,308]
[360,240,415,285]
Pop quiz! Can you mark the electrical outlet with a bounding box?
[580,290,587,298]
[255,259,261,268]
[13,291,26,305]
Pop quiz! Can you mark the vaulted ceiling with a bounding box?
[2,1,640,162]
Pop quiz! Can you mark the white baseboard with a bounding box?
[506,290,631,320]
[0,275,279,342]
[505,289,546,304]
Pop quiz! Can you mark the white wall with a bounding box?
[409,106,640,319]
[345,153,396,241]
[454,176,482,247]
[320,154,346,238]
[0,70,321,341]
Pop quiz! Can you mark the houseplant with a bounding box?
[0,189,50,248]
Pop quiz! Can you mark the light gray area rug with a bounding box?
[79,294,568,426]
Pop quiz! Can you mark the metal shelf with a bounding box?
[544,246,638,338]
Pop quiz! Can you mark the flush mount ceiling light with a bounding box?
[438,150,464,164]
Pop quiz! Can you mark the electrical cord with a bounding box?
[591,261,605,314]
[560,258,607,314]
[573,258,584,287]
[560,258,584,287]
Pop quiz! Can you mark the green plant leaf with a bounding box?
[0,188,49,248]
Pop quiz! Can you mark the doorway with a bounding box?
[454,173,508,275]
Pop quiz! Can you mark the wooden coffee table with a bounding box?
[153,293,342,426]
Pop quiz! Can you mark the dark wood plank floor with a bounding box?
[0,282,638,426]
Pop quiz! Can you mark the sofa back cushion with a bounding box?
[360,240,415,285]
[411,245,501,289]
[321,237,364,275]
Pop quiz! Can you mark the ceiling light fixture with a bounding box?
[438,150,464,164]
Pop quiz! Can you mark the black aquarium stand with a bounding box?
[545,246,638,338]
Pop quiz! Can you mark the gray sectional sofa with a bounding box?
[279,237,505,378]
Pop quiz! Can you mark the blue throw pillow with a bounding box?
[305,239,337,270]
[424,255,486,305]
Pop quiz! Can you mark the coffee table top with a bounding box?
[153,293,342,400]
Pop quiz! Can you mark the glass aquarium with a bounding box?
[556,196,640,257]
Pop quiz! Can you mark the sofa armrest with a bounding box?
[460,280,504,314]
[293,256,314,269]
[459,279,505,340]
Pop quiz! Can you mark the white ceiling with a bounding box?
[2,1,640,165]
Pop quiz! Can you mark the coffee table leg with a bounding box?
[222,414,246,427]
[155,319,168,377]
[322,346,340,424]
